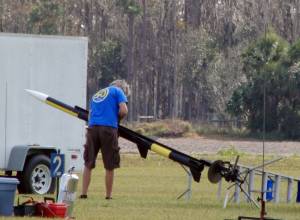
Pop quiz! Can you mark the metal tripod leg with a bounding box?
[239,184,260,208]
[177,165,192,201]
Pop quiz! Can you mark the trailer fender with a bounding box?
[6,145,57,171]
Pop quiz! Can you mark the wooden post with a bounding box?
[248,170,255,202]
[287,178,293,203]
[274,175,281,203]
[234,166,240,203]
[297,181,300,202]
[234,181,240,203]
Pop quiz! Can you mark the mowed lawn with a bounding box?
[3,153,300,220]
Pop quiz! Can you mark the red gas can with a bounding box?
[44,203,67,218]
[36,198,67,218]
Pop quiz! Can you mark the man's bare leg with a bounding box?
[81,166,92,196]
[105,169,114,199]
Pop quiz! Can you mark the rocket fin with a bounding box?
[190,168,201,182]
[137,144,149,158]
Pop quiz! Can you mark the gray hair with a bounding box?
[110,79,131,97]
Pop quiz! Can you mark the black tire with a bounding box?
[17,155,56,194]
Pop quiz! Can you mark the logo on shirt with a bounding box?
[92,88,109,103]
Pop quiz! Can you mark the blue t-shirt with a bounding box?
[88,86,127,128]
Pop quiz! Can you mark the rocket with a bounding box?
[25,89,89,122]
[25,89,241,184]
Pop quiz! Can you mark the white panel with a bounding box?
[64,149,84,172]
[0,77,6,168]
[0,33,88,169]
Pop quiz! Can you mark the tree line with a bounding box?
[227,31,300,138]
[1,0,300,137]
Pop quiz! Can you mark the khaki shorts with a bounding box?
[83,126,120,170]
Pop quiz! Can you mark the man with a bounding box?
[80,79,130,199]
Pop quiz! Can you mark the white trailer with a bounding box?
[0,33,88,194]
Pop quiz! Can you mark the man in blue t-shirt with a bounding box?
[80,79,130,200]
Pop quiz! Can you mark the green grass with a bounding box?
[3,154,300,220]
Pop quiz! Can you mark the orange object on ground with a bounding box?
[36,198,67,218]
[45,203,67,218]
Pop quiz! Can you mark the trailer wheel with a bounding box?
[17,155,55,194]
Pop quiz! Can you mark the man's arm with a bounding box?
[118,102,128,120]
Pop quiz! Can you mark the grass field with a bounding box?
[2,153,300,220]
